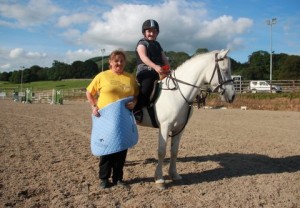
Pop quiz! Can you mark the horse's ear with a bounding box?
[219,49,230,59]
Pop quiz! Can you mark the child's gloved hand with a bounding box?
[161,65,171,74]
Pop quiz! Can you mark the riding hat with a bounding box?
[142,19,159,33]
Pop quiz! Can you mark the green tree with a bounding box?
[71,61,85,78]
[194,48,209,55]
[48,60,72,80]
[125,57,137,74]
[1,49,300,82]
[166,51,190,69]
[27,65,42,82]
[231,58,246,76]
[82,60,99,78]
[9,70,21,83]
[245,51,270,80]
[0,72,9,81]
[36,68,48,81]
[278,55,300,79]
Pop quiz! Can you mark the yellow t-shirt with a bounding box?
[86,70,139,109]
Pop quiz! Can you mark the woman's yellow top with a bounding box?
[86,70,139,109]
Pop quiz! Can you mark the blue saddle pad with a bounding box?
[90,96,138,156]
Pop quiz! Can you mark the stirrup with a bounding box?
[134,110,143,123]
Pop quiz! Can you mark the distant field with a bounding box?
[1,80,299,111]
[0,79,92,91]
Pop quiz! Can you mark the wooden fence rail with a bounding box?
[233,80,300,93]
[1,80,299,100]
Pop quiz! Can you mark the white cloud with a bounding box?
[57,13,94,28]
[0,48,50,72]
[0,0,62,28]
[26,52,47,59]
[9,48,24,59]
[65,49,99,63]
[197,16,253,39]
[0,0,255,72]
[8,48,47,59]
[79,1,253,54]
[60,29,82,44]
[227,37,245,51]
[0,63,11,70]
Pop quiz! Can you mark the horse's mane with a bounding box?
[191,50,220,59]
[176,50,218,70]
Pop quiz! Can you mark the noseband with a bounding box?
[208,53,233,95]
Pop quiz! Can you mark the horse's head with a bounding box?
[208,49,235,103]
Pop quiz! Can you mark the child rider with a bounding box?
[134,19,170,121]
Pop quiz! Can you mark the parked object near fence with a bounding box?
[230,80,299,93]
[0,92,6,99]
[30,89,63,104]
[232,75,243,93]
[249,80,282,93]
[51,89,63,104]
[241,106,247,110]
[25,88,33,103]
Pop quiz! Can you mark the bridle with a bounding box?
[208,53,234,95]
[163,52,233,106]
[163,53,233,137]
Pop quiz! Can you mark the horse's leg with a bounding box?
[169,133,183,181]
[154,127,169,187]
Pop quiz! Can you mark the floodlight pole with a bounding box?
[101,48,105,72]
[266,18,277,93]
[20,66,25,93]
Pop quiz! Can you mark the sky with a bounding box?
[0,0,299,73]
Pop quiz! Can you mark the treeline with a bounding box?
[231,50,300,80]
[0,49,299,83]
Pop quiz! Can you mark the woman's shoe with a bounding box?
[113,180,128,188]
[99,179,109,189]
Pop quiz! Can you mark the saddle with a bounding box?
[134,81,161,128]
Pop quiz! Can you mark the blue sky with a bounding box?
[0,0,299,73]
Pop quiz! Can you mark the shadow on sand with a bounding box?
[127,153,300,186]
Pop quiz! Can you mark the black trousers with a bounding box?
[135,69,159,111]
[99,149,128,182]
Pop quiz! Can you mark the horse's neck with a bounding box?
[170,55,212,102]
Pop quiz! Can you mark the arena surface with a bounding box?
[1,99,299,207]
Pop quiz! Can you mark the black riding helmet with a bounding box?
[142,19,159,33]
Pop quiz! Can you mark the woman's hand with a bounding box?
[92,105,100,117]
[126,99,137,110]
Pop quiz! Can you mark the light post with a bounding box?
[266,18,277,93]
[20,66,25,93]
[101,48,105,72]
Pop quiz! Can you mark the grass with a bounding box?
[206,92,300,111]
[1,80,299,111]
[0,79,92,91]
[1,80,300,98]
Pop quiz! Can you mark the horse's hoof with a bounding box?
[170,174,182,181]
[155,180,166,190]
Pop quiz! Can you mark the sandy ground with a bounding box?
[0,99,300,208]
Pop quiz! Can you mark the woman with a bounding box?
[86,50,139,189]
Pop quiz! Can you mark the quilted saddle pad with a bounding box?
[90,96,138,156]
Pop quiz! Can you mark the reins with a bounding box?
[163,53,232,106]
[161,53,233,137]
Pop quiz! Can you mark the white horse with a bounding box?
[138,49,235,189]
